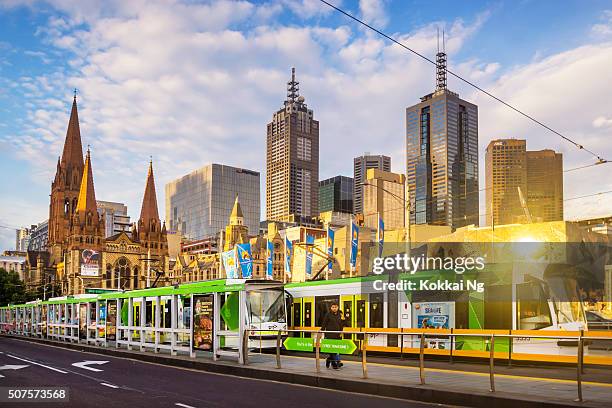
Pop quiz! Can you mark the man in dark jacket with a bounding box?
[320,302,345,369]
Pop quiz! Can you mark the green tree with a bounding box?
[0,268,28,306]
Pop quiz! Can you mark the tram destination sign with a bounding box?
[283,337,357,355]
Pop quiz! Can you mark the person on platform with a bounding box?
[320,302,346,369]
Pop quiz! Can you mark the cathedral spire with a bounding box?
[76,147,97,215]
[229,195,244,225]
[60,94,85,169]
[139,159,160,225]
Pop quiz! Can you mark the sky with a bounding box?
[1,0,612,251]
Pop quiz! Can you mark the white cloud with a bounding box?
[593,116,612,128]
[591,10,612,38]
[359,0,388,29]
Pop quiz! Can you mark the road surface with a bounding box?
[0,337,449,407]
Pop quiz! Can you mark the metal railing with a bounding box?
[245,328,612,403]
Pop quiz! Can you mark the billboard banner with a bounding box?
[305,234,314,278]
[377,214,385,258]
[350,222,359,268]
[236,243,253,279]
[284,237,293,278]
[266,240,274,279]
[80,249,100,277]
[327,228,334,272]
[222,249,238,279]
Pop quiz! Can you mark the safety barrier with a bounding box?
[245,328,612,403]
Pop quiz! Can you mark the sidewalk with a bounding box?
[4,335,611,408]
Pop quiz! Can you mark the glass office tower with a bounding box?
[405,51,479,228]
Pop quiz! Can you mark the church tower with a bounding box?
[137,160,168,258]
[48,94,85,264]
[66,148,105,293]
[224,196,249,251]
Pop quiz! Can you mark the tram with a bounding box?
[0,279,287,360]
[286,262,588,355]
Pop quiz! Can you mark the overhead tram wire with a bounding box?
[318,0,609,164]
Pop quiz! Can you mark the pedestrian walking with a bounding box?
[320,301,346,369]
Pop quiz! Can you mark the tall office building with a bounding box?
[363,169,406,230]
[165,164,260,240]
[485,139,563,225]
[353,154,391,215]
[96,200,131,238]
[405,47,479,228]
[318,176,353,214]
[15,227,31,252]
[266,68,319,223]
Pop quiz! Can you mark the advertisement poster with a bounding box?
[79,303,87,339]
[305,234,314,278]
[411,302,454,349]
[192,294,214,351]
[80,249,100,277]
[106,301,117,340]
[266,240,274,279]
[350,222,359,268]
[327,228,334,272]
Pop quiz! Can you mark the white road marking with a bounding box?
[175,403,196,408]
[72,360,108,372]
[6,354,67,374]
[0,365,29,371]
[100,382,119,389]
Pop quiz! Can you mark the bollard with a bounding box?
[362,334,368,379]
[276,330,282,369]
[489,334,495,392]
[315,331,321,373]
[576,336,584,402]
[419,332,425,385]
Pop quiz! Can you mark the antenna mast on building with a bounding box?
[286,67,299,104]
[436,28,447,91]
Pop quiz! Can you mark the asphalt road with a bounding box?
[0,337,448,408]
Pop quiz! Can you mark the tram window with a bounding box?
[484,285,512,329]
[89,305,96,323]
[163,301,171,328]
[182,297,191,329]
[343,301,352,327]
[304,302,312,327]
[517,282,552,330]
[356,300,366,327]
[134,305,140,326]
[293,303,301,327]
[369,293,384,328]
[315,296,340,327]
[145,301,153,327]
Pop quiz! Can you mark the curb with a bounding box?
[2,335,589,408]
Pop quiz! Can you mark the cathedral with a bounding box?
[41,95,169,295]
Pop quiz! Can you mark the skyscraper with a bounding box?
[96,201,131,238]
[266,68,319,223]
[353,154,391,215]
[363,169,406,230]
[485,139,563,225]
[318,175,353,214]
[405,47,479,228]
[165,164,260,240]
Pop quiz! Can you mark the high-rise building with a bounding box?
[526,149,563,222]
[405,47,479,228]
[353,154,391,215]
[485,139,563,225]
[363,169,406,230]
[266,68,319,223]
[15,227,31,252]
[165,164,260,240]
[97,201,131,238]
[318,176,353,214]
[27,220,48,252]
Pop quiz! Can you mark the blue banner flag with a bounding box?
[350,221,359,268]
[222,249,238,279]
[327,227,334,272]
[236,243,253,279]
[284,237,293,278]
[377,214,385,258]
[266,240,274,279]
[305,234,314,278]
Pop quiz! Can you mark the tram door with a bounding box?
[369,293,385,346]
[356,299,366,328]
[341,296,355,342]
[292,302,301,328]
[303,297,314,328]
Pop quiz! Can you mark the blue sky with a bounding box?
[1,0,612,251]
